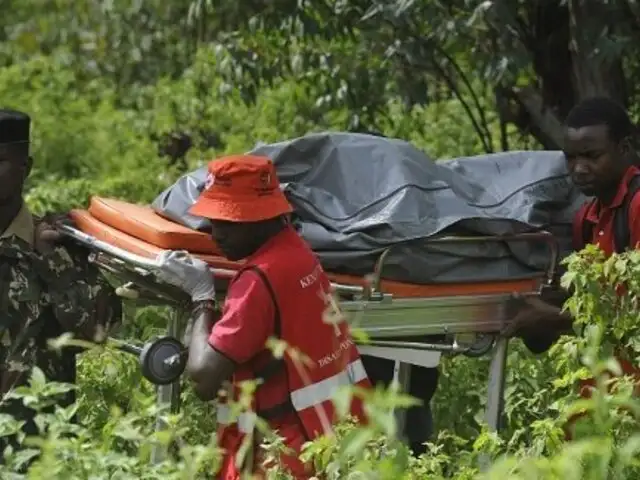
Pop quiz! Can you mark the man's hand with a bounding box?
[34,214,74,254]
[155,250,216,302]
[501,294,568,338]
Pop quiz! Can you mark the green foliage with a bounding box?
[2,247,640,479]
[0,371,221,479]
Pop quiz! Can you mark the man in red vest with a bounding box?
[503,96,640,436]
[156,155,371,479]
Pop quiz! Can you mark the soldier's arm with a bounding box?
[36,240,123,343]
[0,237,47,395]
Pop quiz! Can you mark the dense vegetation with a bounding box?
[2,1,640,478]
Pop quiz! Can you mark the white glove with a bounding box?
[155,250,216,302]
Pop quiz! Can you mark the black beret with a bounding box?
[0,109,30,146]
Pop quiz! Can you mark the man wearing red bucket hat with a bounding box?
[156,155,371,479]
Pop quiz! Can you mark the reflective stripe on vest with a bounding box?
[217,404,256,434]
[216,358,368,433]
[291,358,368,411]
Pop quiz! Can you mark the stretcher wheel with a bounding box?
[139,336,186,385]
[462,334,495,358]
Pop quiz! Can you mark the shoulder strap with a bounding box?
[613,175,640,253]
[579,201,595,249]
[241,266,296,421]
[243,265,281,338]
[241,265,285,383]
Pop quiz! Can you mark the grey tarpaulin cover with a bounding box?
[151,132,586,284]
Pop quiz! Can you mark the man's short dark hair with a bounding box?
[564,96,633,143]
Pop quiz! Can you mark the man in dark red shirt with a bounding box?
[506,96,640,345]
[504,97,640,437]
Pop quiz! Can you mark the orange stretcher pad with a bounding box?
[68,197,541,298]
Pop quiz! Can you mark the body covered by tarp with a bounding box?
[151,133,587,284]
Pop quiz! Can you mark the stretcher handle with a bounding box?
[368,230,560,297]
[60,225,239,279]
[430,231,559,276]
[58,225,363,296]
[58,224,162,270]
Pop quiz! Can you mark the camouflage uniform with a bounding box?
[0,206,122,457]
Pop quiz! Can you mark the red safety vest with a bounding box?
[215,227,371,479]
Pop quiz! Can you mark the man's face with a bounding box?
[563,125,626,197]
[0,145,29,206]
[210,220,263,261]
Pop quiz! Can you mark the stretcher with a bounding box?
[59,197,561,461]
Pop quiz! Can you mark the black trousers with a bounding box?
[361,354,439,456]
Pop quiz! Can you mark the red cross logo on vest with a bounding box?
[318,287,343,338]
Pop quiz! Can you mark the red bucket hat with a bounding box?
[189,155,293,222]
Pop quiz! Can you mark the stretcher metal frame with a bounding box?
[59,225,560,463]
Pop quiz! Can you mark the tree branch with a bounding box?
[432,42,494,152]
[510,86,565,150]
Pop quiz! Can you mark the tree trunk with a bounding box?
[500,0,628,150]
[567,0,627,104]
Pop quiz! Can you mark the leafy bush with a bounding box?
[2,247,640,479]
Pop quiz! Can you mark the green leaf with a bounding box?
[339,428,374,460]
